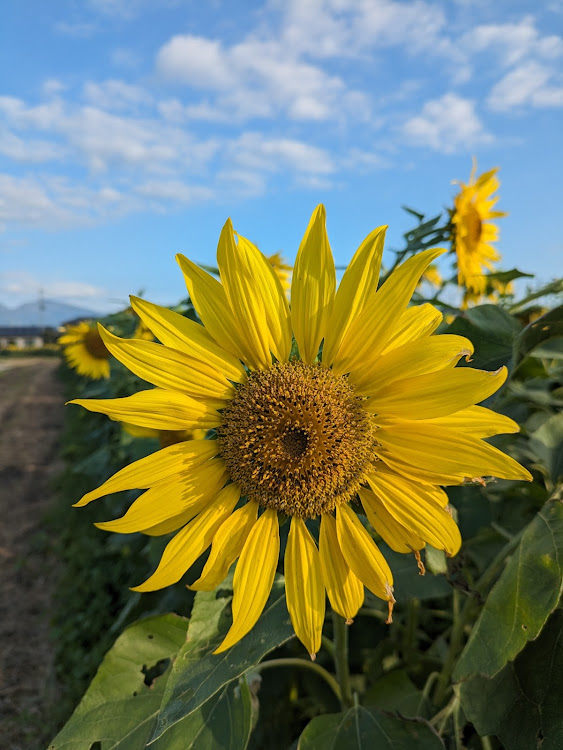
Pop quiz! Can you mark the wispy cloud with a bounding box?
[487,61,563,110]
[402,93,493,152]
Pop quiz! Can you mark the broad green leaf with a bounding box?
[48,614,189,750]
[297,705,444,749]
[529,412,563,483]
[149,677,255,750]
[150,576,294,743]
[364,670,431,718]
[457,609,563,750]
[454,501,563,681]
[513,306,563,365]
[446,304,522,372]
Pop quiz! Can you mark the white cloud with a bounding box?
[488,61,563,110]
[229,132,334,175]
[83,80,152,110]
[0,270,112,310]
[54,21,99,37]
[402,93,492,152]
[461,16,563,67]
[135,180,215,203]
[156,34,370,123]
[0,130,63,163]
[42,79,66,97]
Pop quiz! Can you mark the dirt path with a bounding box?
[0,358,65,749]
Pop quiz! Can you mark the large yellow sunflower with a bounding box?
[70,206,530,658]
[59,321,111,379]
[451,160,507,303]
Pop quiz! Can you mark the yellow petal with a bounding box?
[366,474,461,556]
[285,517,325,658]
[74,439,218,507]
[176,253,258,368]
[190,500,259,591]
[319,513,364,621]
[95,459,228,534]
[98,325,234,401]
[214,508,279,653]
[69,388,221,432]
[217,221,291,368]
[332,248,445,378]
[358,486,425,553]
[336,503,394,602]
[379,303,443,356]
[291,205,335,364]
[131,484,240,592]
[424,405,520,437]
[376,422,532,483]
[354,334,473,395]
[323,225,387,366]
[130,296,246,383]
[365,366,507,419]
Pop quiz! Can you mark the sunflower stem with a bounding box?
[254,658,341,702]
[332,612,353,709]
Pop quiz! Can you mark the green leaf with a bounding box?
[364,670,431,718]
[377,543,451,600]
[509,279,563,312]
[297,705,444,749]
[454,501,563,681]
[457,609,563,750]
[529,412,563,483]
[148,677,255,750]
[446,304,522,372]
[48,614,189,750]
[486,268,534,284]
[424,545,448,575]
[150,576,294,744]
[513,306,563,365]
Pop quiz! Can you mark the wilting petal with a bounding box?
[69,388,221,432]
[336,503,394,603]
[285,517,325,658]
[130,296,246,383]
[323,225,386,366]
[359,486,424,553]
[319,513,364,621]
[215,508,280,653]
[73,439,219,507]
[366,474,461,556]
[190,500,259,591]
[291,205,335,364]
[132,484,240,592]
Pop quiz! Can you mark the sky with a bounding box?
[1,0,562,314]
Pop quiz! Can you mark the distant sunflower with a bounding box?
[267,251,292,295]
[71,206,530,658]
[451,160,507,303]
[59,321,111,379]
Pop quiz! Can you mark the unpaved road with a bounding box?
[0,358,64,749]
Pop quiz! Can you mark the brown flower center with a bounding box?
[217,361,378,518]
[83,328,110,360]
[466,204,483,249]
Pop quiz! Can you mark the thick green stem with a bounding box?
[332,612,353,709]
[255,658,341,702]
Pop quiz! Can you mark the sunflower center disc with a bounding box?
[217,361,378,518]
[466,204,483,248]
[83,328,111,360]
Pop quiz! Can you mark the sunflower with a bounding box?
[451,160,507,304]
[267,251,292,294]
[59,321,111,379]
[121,422,207,448]
[70,206,530,658]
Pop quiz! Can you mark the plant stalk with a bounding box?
[332,611,354,709]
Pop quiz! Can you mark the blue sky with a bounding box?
[1,0,562,313]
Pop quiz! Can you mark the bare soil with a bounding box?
[0,358,65,749]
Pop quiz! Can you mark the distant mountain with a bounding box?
[0,299,103,328]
